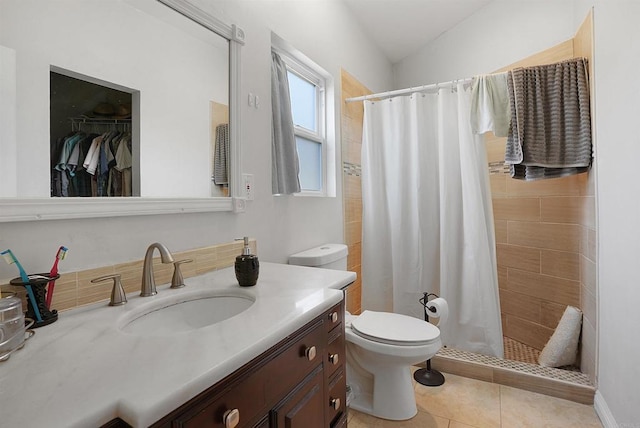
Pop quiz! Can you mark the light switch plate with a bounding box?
[232,197,246,213]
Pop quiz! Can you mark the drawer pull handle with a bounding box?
[223,408,240,428]
[330,397,341,410]
[329,353,339,365]
[329,311,339,323]
[305,346,317,361]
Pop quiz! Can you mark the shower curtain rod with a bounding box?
[345,76,474,103]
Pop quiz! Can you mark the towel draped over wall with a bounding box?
[505,58,592,181]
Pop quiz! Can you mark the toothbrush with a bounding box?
[45,246,68,308]
[1,249,43,323]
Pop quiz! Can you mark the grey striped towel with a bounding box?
[505,58,592,181]
[213,123,229,185]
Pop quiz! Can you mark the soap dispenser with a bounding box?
[235,237,259,286]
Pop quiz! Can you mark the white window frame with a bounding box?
[272,33,336,197]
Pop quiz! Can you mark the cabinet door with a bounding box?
[271,366,324,428]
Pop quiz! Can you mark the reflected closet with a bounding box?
[50,71,137,197]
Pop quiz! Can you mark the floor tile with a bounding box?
[450,422,481,428]
[347,370,601,428]
[348,409,450,428]
[414,373,501,428]
[500,384,602,428]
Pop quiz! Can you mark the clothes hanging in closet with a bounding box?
[51,130,132,197]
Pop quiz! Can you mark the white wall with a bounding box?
[0,0,392,279]
[396,1,640,424]
[572,1,640,426]
[393,1,575,88]
[0,45,17,197]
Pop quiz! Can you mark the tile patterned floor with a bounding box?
[347,372,602,428]
[437,347,591,385]
[503,337,540,365]
[502,337,582,373]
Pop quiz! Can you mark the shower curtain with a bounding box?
[361,82,504,358]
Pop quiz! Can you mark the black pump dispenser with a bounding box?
[235,237,259,286]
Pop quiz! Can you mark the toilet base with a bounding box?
[349,391,374,416]
[347,364,418,421]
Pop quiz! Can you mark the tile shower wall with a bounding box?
[1,239,257,312]
[340,69,371,315]
[489,10,596,382]
[490,158,589,350]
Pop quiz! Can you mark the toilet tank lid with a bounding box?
[288,244,348,266]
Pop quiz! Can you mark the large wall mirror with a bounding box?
[0,0,244,221]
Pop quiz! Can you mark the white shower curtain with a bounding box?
[361,83,504,358]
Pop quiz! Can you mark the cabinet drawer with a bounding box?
[326,327,344,379]
[263,319,326,403]
[175,370,266,428]
[326,368,346,426]
[326,302,343,333]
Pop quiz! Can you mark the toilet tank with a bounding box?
[288,244,348,270]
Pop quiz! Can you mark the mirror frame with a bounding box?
[0,0,244,222]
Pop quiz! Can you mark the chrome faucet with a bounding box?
[141,242,175,297]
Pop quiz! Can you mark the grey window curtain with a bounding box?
[271,51,301,195]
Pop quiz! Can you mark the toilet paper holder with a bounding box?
[414,292,445,387]
[421,293,439,316]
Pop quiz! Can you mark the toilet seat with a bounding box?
[350,310,440,346]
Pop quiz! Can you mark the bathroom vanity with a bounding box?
[0,263,355,428]
[147,301,346,428]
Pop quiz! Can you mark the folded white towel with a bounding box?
[538,306,583,368]
[470,72,510,137]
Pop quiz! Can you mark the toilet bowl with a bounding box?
[289,244,443,421]
[345,310,441,420]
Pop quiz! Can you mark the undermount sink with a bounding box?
[120,294,255,335]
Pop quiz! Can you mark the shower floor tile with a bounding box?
[503,336,540,365]
[347,372,602,427]
[437,346,591,385]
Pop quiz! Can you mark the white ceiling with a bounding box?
[343,0,492,63]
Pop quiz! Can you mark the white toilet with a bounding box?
[289,244,442,421]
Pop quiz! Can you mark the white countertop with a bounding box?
[0,262,356,427]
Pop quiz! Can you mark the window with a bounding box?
[272,33,335,197]
[287,67,324,192]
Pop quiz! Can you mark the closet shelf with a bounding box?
[69,116,131,125]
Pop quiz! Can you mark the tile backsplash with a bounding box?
[1,239,256,312]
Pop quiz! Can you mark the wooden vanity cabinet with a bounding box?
[148,299,347,428]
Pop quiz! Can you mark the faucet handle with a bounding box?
[91,274,127,306]
[170,259,193,289]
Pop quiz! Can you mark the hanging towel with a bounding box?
[505,58,592,181]
[470,72,510,137]
[213,123,229,185]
